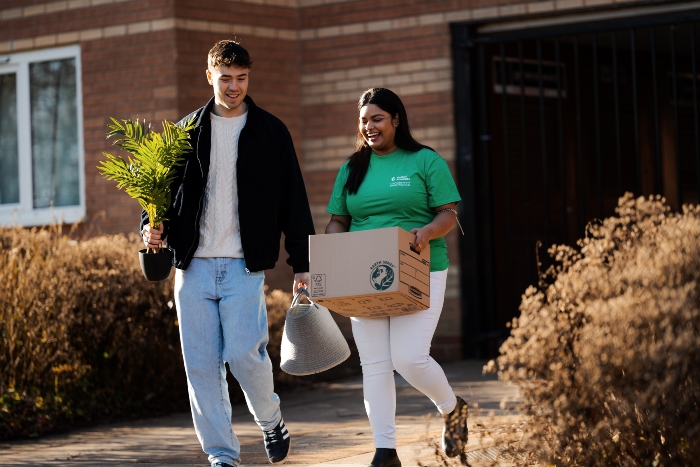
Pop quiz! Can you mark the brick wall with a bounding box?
[0,0,644,360]
[81,30,181,233]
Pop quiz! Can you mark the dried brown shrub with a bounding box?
[0,225,345,440]
[0,225,186,439]
[486,193,699,466]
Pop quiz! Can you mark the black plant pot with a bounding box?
[138,248,174,281]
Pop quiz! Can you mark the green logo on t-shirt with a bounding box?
[370,263,395,290]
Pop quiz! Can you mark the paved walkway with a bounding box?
[0,361,524,467]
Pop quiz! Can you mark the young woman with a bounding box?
[325,88,468,467]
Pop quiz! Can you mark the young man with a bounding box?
[141,40,315,467]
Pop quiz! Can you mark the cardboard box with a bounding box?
[309,227,430,317]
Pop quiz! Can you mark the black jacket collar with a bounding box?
[194,95,259,134]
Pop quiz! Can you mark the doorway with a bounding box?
[452,9,700,357]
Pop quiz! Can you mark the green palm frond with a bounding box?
[98,116,197,232]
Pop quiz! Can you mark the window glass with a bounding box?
[0,73,19,205]
[30,58,79,209]
[0,45,84,227]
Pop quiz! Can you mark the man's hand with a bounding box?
[142,223,165,250]
[293,272,310,295]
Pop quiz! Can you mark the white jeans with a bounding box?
[350,269,456,448]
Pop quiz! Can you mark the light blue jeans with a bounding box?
[174,258,281,467]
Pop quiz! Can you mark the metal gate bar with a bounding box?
[612,32,622,195]
[574,36,586,234]
[692,24,700,191]
[593,34,603,218]
[651,27,662,194]
[631,29,641,194]
[476,41,497,336]
[671,26,681,204]
[537,39,551,247]
[517,41,533,281]
[498,43,516,315]
[556,38,568,242]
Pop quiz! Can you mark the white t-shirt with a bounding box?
[194,111,248,258]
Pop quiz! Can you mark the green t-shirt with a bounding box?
[327,147,461,271]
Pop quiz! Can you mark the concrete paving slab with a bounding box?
[0,361,523,467]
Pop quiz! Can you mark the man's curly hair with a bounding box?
[207,40,253,69]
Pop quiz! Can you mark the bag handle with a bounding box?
[291,287,312,308]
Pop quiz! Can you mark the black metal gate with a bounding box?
[452,9,700,358]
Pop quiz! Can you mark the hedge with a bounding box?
[0,225,321,440]
[487,194,700,466]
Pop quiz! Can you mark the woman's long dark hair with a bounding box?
[344,88,432,194]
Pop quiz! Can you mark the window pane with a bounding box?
[30,58,79,209]
[0,73,19,205]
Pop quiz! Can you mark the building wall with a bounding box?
[0,0,649,360]
[0,0,179,233]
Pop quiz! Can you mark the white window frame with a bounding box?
[0,45,85,227]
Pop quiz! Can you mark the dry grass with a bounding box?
[485,193,700,466]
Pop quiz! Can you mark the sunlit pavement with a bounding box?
[0,361,523,466]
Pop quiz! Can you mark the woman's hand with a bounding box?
[410,202,458,252]
[409,226,432,253]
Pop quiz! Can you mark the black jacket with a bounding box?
[140,95,315,273]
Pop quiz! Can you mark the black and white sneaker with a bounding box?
[263,418,291,464]
[442,396,469,457]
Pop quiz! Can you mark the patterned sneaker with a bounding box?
[442,396,469,457]
[263,418,291,464]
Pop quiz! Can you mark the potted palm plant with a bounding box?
[98,116,196,281]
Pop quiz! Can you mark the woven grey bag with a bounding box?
[280,288,351,376]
